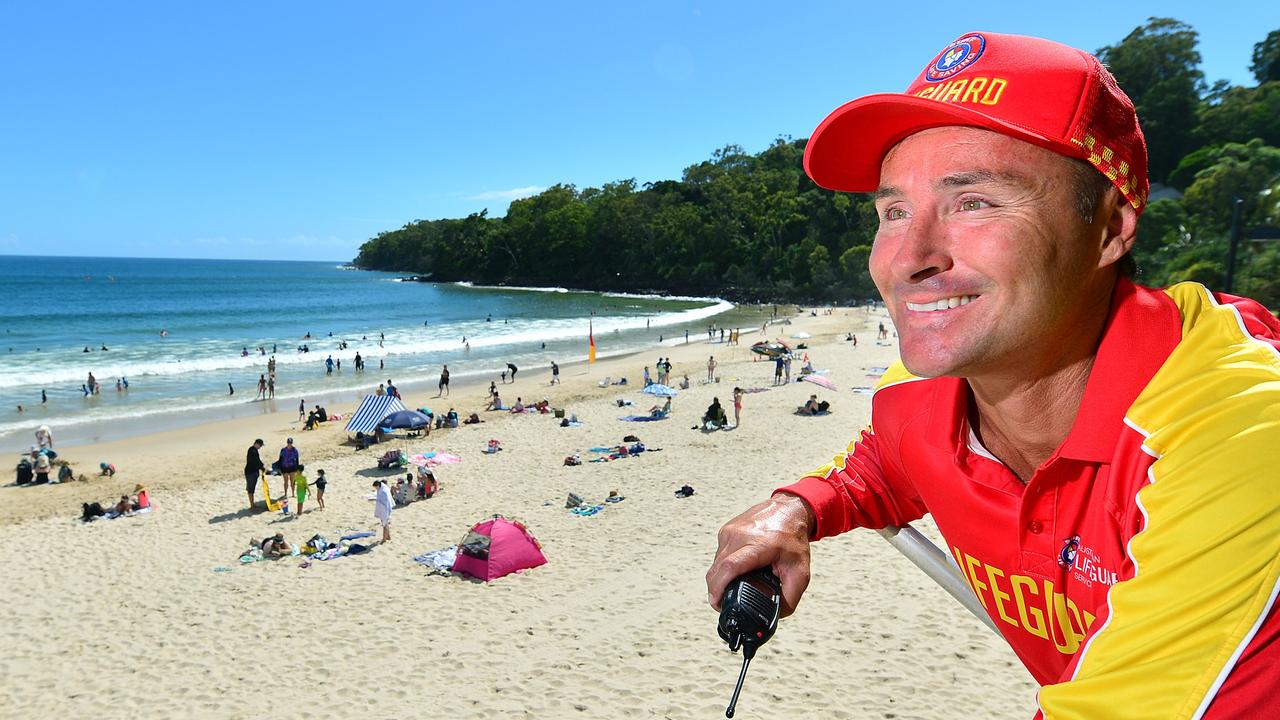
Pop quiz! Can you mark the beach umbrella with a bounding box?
[641,383,679,397]
[791,331,812,339]
[381,409,431,430]
[801,374,837,391]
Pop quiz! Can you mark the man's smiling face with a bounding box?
[870,126,1110,380]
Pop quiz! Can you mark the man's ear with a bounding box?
[1097,188,1139,270]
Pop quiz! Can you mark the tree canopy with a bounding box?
[355,19,1280,308]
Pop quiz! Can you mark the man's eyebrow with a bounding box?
[872,185,902,201]
[937,169,1034,190]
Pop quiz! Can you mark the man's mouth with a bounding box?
[905,295,979,313]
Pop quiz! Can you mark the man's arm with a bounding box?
[707,423,926,616]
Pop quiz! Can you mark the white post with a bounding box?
[876,524,999,635]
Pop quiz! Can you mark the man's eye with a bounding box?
[884,207,907,221]
[960,199,989,211]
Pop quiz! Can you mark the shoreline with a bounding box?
[2,301,774,453]
[2,307,802,525]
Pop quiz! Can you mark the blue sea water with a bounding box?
[0,256,737,450]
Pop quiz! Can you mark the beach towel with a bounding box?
[851,386,875,394]
[413,545,458,573]
[340,531,375,542]
[619,414,667,422]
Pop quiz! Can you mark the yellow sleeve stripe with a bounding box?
[1040,282,1280,719]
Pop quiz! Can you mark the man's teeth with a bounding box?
[906,295,977,312]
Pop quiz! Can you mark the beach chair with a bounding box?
[597,376,611,388]
[377,449,403,469]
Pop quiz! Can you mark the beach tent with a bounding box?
[381,409,431,430]
[345,394,408,434]
[641,383,678,397]
[451,516,547,581]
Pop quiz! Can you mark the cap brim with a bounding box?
[803,93,1070,193]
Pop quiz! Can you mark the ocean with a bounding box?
[0,255,749,451]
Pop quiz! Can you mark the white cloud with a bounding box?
[465,185,546,201]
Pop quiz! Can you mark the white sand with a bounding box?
[0,309,1036,719]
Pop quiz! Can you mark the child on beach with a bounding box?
[313,469,326,510]
[294,468,309,515]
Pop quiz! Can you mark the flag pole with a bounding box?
[875,524,1000,634]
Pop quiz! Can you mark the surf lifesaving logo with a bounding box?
[926,34,986,82]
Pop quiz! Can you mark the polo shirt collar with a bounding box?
[919,277,1180,464]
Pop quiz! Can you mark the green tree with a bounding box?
[1097,18,1206,183]
[1251,29,1280,83]
[1194,82,1280,149]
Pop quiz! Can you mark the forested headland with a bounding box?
[354,19,1280,307]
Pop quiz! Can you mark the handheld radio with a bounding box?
[717,567,782,718]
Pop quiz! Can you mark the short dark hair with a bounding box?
[1068,158,1136,278]
[254,438,264,445]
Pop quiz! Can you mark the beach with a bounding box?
[0,308,1036,719]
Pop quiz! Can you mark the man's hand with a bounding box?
[707,493,815,617]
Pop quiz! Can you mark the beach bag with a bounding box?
[554,408,565,419]
[58,465,74,482]
[565,492,583,508]
[307,534,330,553]
[563,454,581,467]
[623,435,640,443]
[81,501,106,521]
[16,459,32,485]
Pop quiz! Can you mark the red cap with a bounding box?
[803,31,1149,213]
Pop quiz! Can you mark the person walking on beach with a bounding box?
[550,361,560,385]
[278,438,300,504]
[373,479,393,543]
[507,363,518,383]
[298,398,306,421]
[708,31,1280,717]
[438,365,450,397]
[706,355,716,382]
[244,438,265,509]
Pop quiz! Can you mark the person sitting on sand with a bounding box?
[702,398,728,428]
[99,462,116,477]
[679,374,691,390]
[485,392,504,411]
[416,467,438,499]
[133,484,150,510]
[114,495,132,515]
[798,394,820,416]
[394,474,413,506]
[649,397,673,418]
[511,397,525,413]
[446,408,459,427]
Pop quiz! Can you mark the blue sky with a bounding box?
[1,2,1275,262]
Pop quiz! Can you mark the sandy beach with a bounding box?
[0,308,1036,719]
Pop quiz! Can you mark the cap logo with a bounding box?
[925,33,986,82]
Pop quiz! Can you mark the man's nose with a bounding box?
[891,212,953,283]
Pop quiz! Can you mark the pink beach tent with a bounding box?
[451,516,547,581]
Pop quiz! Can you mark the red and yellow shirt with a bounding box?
[780,279,1280,719]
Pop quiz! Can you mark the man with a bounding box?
[550,361,560,385]
[439,364,450,396]
[707,32,1280,718]
[507,363,518,382]
[244,438,265,508]
[373,479,393,543]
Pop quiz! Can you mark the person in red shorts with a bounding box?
[707,31,1280,719]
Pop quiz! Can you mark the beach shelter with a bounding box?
[345,394,408,434]
[451,516,547,581]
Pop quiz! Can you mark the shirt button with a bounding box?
[1027,520,1044,535]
